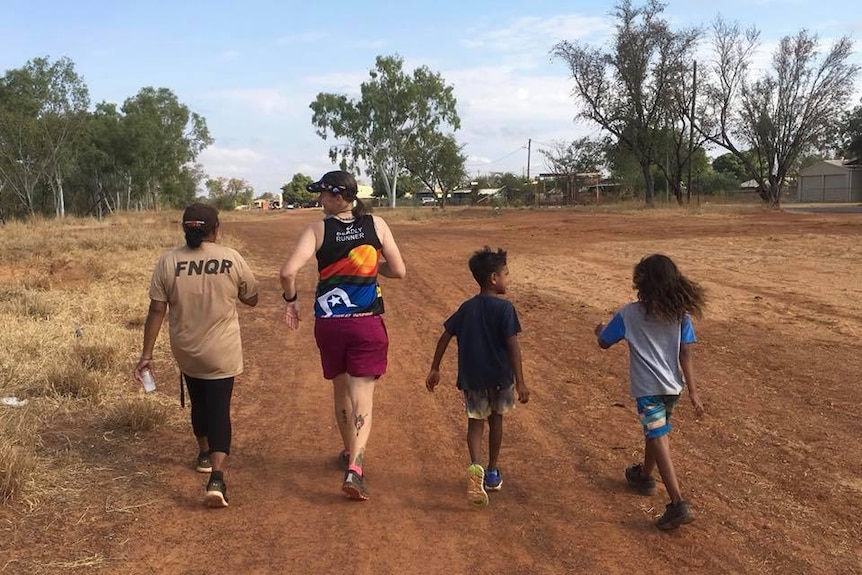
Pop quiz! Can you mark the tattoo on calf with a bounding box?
[354,413,367,436]
[341,409,349,425]
[355,448,364,467]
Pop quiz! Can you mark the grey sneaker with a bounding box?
[204,477,229,508]
[625,463,656,495]
[195,451,212,473]
[342,470,370,501]
[656,500,694,530]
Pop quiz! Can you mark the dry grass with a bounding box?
[104,397,169,432]
[0,209,252,507]
[0,443,38,504]
[0,409,40,504]
[0,402,42,505]
[0,210,195,507]
[44,363,105,399]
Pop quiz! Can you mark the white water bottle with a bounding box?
[141,369,156,393]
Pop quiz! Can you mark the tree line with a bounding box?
[0,57,213,221]
[5,3,861,221]
[311,2,861,207]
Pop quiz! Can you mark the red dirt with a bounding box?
[3,208,861,574]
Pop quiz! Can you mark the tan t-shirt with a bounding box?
[149,242,258,379]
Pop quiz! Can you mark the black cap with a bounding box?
[306,171,357,198]
[182,203,219,235]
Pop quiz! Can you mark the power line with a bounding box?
[465,145,527,167]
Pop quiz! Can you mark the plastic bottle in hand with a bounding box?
[141,369,156,393]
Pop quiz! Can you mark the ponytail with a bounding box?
[184,228,206,249]
[351,198,368,219]
[181,203,219,249]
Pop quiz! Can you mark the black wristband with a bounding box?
[282,292,297,303]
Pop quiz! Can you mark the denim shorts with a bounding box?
[636,395,679,440]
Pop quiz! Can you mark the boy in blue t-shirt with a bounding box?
[427,246,529,508]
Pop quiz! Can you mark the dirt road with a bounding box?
[8,208,862,574]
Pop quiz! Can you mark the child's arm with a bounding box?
[594,323,612,349]
[680,343,704,417]
[595,312,625,349]
[426,331,453,391]
[507,335,529,403]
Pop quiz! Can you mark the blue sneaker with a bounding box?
[484,468,503,491]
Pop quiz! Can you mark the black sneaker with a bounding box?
[204,477,229,508]
[195,451,212,473]
[625,463,656,495]
[341,470,370,501]
[656,500,694,530]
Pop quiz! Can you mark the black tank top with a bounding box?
[314,215,384,318]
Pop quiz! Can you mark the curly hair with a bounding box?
[469,246,507,287]
[633,254,705,322]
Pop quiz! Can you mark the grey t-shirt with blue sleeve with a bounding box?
[599,302,697,398]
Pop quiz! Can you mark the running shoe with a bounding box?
[195,451,212,473]
[656,500,694,530]
[204,477,229,508]
[625,463,656,495]
[467,464,489,508]
[342,470,370,501]
[484,468,503,491]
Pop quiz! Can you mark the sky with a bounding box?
[1,0,860,193]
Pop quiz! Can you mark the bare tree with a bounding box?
[553,0,699,205]
[702,19,859,205]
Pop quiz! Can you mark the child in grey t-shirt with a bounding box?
[596,254,706,530]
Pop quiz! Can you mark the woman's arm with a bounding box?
[279,223,321,329]
[133,299,167,381]
[279,224,319,297]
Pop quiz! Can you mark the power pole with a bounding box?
[687,60,697,205]
[526,138,532,180]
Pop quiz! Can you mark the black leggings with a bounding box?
[184,374,234,455]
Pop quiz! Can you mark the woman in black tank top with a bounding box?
[279,171,406,501]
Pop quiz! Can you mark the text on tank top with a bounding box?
[314,215,384,318]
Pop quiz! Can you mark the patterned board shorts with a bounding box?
[463,385,515,420]
[636,395,680,440]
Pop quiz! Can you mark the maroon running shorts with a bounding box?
[313,315,389,379]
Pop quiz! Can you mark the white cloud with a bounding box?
[461,14,613,59]
[198,145,265,177]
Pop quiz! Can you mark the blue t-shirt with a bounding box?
[444,295,522,391]
[599,302,697,398]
